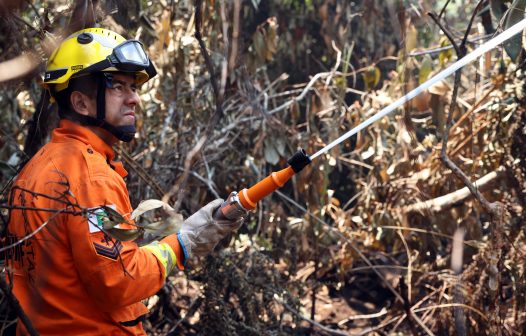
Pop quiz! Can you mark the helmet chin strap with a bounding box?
[104,123,136,142]
[62,113,136,143]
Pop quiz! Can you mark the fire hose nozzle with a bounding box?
[216,191,248,220]
[287,148,311,173]
[214,149,311,220]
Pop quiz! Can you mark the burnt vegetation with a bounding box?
[1,0,526,335]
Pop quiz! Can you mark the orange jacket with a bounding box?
[7,119,184,335]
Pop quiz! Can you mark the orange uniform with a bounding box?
[7,119,183,335]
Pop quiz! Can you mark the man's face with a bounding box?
[104,73,140,127]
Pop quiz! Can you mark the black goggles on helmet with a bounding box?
[80,40,157,79]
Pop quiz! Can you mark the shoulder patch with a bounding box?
[88,206,125,261]
[87,205,120,233]
[93,237,123,261]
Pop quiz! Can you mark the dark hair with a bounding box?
[54,74,98,118]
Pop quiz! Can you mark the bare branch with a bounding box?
[403,167,505,213]
[0,274,38,336]
[429,0,497,215]
[273,295,348,336]
[438,0,452,20]
[163,0,228,208]
[429,2,504,333]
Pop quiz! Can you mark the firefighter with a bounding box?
[7,28,242,335]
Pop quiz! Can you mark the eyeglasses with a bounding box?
[103,73,138,96]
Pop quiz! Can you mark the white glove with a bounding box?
[177,199,244,260]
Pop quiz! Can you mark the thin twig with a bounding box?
[0,205,82,216]
[116,148,166,199]
[228,0,241,74]
[309,217,319,329]
[349,265,421,273]
[0,208,65,254]
[12,15,39,34]
[438,0,452,20]
[337,307,388,325]
[379,226,480,248]
[164,0,226,208]
[413,303,487,320]
[452,228,467,335]
[397,230,413,303]
[167,296,203,335]
[324,41,342,89]
[11,178,77,207]
[408,34,491,57]
[267,72,330,115]
[429,2,498,215]
[194,0,224,122]
[429,2,501,333]
[273,295,348,336]
[25,0,42,23]
[0,273,38,336]
[274,190,436,335]
[275,192,405,301]
[166,166,220,198]
[402,167,505,213]
[159,102,177,148]
[219,0,228,99]
[400,277,419,336]
[164,135,206,211]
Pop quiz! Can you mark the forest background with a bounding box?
[1,0,526,335]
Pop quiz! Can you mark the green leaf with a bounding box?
[490,0,506,22]
[362,66,381,90]
[253,30,266,62]
[438,37,453,67]
[406,23,418,52]
[419,55,433,84]
[91,206,142,241]
[99,205,129,229]
[503,0,526,62]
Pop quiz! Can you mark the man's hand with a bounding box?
[177,199,244,260]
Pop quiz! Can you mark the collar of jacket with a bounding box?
[52,119,128,178]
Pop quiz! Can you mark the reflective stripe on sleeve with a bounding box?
[141,241,177,277]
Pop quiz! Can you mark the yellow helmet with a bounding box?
[44,28,156,93]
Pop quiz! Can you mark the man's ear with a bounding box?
[70,91,93,116]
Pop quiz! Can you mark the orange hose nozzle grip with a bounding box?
[238,166,295,210]
[237,149,312,211]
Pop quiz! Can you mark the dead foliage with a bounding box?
[1,0,526,335]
